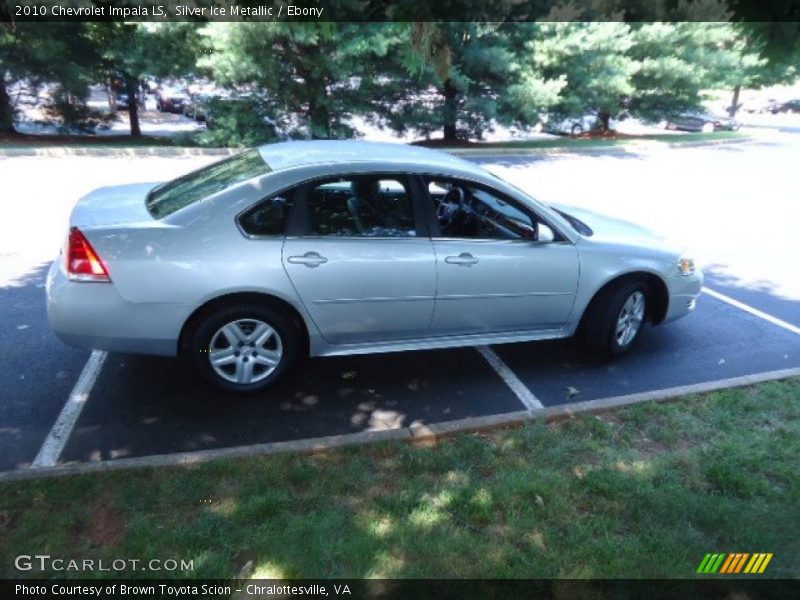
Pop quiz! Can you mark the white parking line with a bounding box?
[703,287,800,336]
[476,345,544,410]
[33,350,107,468]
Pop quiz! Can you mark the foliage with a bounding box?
[0,23,102,133]
[88,22,205,135]
[196,97,280,147]
[201,22,396,140]
[1,19,799,141]
[387,22,562,141]
[529,23,637,130]
[41,87,115,134]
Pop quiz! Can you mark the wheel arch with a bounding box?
[578,271,669,330]
[178,291,310,357]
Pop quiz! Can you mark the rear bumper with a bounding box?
[46,260,189,357]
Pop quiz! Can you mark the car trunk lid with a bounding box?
[69,182,162,229]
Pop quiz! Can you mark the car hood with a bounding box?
[549,203,682,255]
[70,182,161,229]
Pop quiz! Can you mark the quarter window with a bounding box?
[239,192,295,236]
[306,176,416,237]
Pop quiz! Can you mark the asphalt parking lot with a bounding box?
[1,125,799,474]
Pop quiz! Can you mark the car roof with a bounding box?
[257,140,474,173]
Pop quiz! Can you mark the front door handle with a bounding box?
[445,252,479,266]
[287,251,328,268]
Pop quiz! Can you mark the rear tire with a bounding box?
[188,303,300,395]
[582,281,648,358]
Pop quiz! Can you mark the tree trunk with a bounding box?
[729,85,741,117]
[0,76,16,134]
[307,90,331,139]
[107,84,117,114]
[125,75,141,137]
[597,110,612,132]
[442,78,458,142]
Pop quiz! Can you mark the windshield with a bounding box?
[146,150,271,219]
[550,207,594,236]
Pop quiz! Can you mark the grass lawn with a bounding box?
[1,378,798,580]
[439,131,747,151]
[0,131,746,153]
[0,132,181,150]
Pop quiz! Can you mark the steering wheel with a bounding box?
[436,187,465,230]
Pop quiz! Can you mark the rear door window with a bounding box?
[305,176,417,237]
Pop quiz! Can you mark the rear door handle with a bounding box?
[287,252,328,268]
[444,253,479,266]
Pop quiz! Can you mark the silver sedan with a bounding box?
[46,141,702,394]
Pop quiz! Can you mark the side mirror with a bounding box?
[537,223,555,243]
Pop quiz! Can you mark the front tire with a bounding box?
[188,303,300,394]
[582,282,648,358]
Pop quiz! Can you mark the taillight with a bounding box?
[66,227,110,282]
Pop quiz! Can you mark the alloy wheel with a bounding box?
[208,319,283,384]
[615,291,646,347]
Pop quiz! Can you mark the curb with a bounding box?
[0,136,750,159]
[1,367,797,483]
[0,146,237,158]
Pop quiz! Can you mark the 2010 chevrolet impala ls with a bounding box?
[47,141,702,394]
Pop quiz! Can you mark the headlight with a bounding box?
[678,256,696,276]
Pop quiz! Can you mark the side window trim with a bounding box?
[291,173,423,240]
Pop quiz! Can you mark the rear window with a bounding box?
[146,149,271,219]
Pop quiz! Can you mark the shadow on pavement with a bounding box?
[60,345,523,463]
[0,261,90,471]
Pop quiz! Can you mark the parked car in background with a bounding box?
[665,112,739,132]
[541,113,600,136]
[749,99,783,114]
[155,86,189,113]
[115,91,131,110]
[183,93,211,121]
[46,141,702,395]
[775,99,800,113]
[114,90,145,111]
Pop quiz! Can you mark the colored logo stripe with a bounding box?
[720,553,749,573]
[697,553,725,573]
[698,553,773,574]
[744,553,773,574]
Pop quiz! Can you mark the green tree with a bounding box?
[627,23,751,121]
[202,22,395,140]
[0,23,101,134]
[725,22,800,116]
[388,22,562,142]
[528,22,637,131]
[90,22,204,136]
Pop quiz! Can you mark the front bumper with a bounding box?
[663,267,704,323]
[46,260,189,357]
